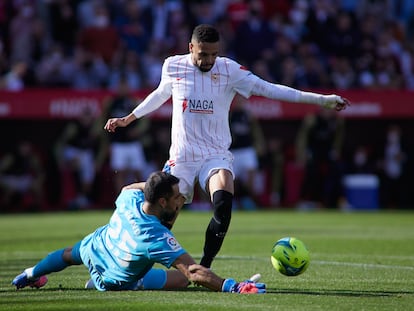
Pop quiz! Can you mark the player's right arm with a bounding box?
[172,253,266,293]
[104,112,137,132]
[104,58,173,133]
[172,253,224,291]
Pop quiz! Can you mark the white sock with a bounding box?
[24,267,35,279]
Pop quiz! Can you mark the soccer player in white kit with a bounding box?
[104,24,350,268]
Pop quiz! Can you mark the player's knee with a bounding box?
[68,241,83,265]
[62,248,74,264]
[212,190,233,228]
[142,269,167,290]
[167,270,191,289]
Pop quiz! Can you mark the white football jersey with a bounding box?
[133,53,260,162]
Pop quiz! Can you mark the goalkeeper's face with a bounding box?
[160,185,184,223]
[189,40,219,72]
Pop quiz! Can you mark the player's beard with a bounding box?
[199,66,212,72]
[160,209,177,223]
[199,64,213,72]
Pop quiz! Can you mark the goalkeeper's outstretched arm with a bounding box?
[172,253,266,294]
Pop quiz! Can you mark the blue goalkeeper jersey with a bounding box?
[79,189,186,289]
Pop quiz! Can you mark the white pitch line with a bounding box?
[208,255,414,271]
[315,260,414,271]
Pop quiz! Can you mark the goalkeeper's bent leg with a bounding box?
[200,190,233,268]
[29,241,83,279]
[138,269,167,290]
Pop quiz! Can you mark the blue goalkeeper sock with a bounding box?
[30,249,69,278]
[141,269,167,289]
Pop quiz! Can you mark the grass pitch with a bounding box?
[1,209,413,310]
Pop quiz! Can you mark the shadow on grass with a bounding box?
[267,288,413,297]
[1,286,211,294]
[3,286,413,298]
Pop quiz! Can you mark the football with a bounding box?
[271,237,310,276]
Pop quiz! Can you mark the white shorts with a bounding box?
[163,154,234,204]
[110,142,146,171]
[231,147,259,182]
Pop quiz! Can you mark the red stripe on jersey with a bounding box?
[194,118,202,161]
[207,119,212,155]
[200,118,211,157]
[216,65,221,93]
[201,71,204,93]
[175,57,182,92]
[193,68,196,93]
[210,71,213,93]
[224,60,230,91]
[184,58,188,92]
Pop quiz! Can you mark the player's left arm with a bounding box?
[228,59,349,112]
[251,78,350,111]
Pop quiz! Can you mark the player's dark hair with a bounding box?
[144,171,180,204]
[191,24,219,43]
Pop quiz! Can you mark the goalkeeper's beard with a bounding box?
[160,209,177,224]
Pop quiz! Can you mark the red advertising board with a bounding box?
[0,89,413,120]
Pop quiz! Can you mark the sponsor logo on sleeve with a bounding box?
[166,234,182,251]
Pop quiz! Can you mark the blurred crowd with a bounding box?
[0,0,414,91]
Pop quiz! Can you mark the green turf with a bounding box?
[1,209,413,310]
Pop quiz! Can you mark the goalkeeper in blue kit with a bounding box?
[12,171,265,294]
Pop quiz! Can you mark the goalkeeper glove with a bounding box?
[222,278,266,294]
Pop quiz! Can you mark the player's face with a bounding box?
[160,184,185,223]
[189,41,219,72]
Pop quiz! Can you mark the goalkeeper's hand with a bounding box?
[222,278,266,294]
[321,95,350,111]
